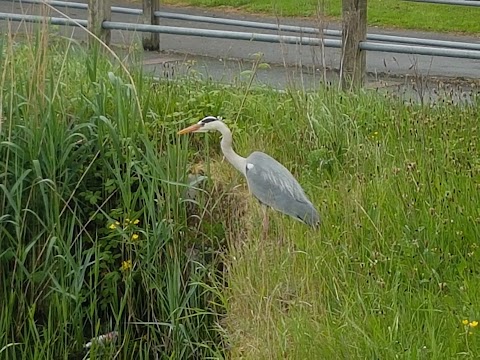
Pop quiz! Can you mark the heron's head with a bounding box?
[177,116,224,135]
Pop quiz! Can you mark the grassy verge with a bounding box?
[2,23,480,360]
[162,0,480,34]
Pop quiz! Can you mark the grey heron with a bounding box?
[178,116,320,235]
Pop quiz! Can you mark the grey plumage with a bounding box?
[245,151,320,227]
[178,116,320,229]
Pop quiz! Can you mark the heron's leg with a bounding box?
[261,205,269,240]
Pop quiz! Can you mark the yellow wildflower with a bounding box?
[108,221,121,230]
[133,219,140,225]
[125,218,131,225]
[462,319,469,325]
[121,260,132,271]
[131,234,139,241]
[470,321,479,328]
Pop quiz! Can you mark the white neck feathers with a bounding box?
[214,122,246,176]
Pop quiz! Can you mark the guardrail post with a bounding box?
[143,0,160,50]
[341,0,367,90]
[88,0,111,47]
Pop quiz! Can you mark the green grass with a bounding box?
[0,29,226,358]
[163,0,480,34]
[2,24,480,359]
[220,86,480,358]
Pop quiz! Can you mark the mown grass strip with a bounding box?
[162,0,480,34]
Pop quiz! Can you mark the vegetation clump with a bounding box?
[1,28,480,359]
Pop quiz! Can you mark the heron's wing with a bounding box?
[245,151,320,227]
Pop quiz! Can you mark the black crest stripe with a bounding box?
[200,116,218,124]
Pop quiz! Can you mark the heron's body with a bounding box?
[244,151,319,227]
[179,116,320,228]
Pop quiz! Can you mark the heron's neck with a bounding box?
[216,122,246,176]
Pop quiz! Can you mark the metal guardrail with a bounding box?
[0,12,341,48]
[16,0,143,14]
[0,11,87,26]
[360,42,480,60]
[104,20,480,59]
[2,0,480,60]
[103,21,342,48]
[405,0,480,6]
[155,12,480,52]
[12,0,480,52]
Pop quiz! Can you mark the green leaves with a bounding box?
[0,38,223,359]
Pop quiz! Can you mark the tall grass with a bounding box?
[1,21,480,360]
[222,87,480,358]
[0,28,228,359]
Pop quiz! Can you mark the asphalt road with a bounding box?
[1,0,480,92]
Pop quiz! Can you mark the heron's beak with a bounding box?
[177,124,201,135]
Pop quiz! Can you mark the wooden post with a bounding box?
[88,0,111,48]
[142,0,160,51]
[341,0,367,90]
